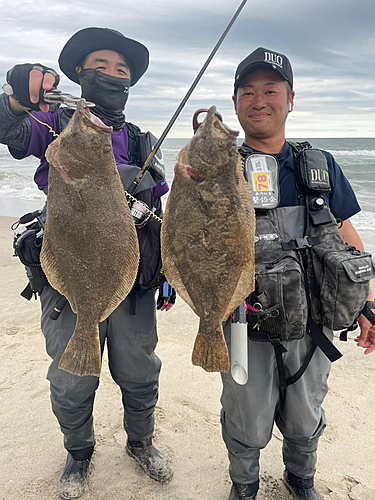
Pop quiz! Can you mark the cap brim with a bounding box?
[235,62,289,92]
[58,27,149,86]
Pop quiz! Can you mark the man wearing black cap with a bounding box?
[220,47,375,500]
[0,27,174,499]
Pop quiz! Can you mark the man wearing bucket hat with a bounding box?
[0,27,174,499]
[220,47,375,500]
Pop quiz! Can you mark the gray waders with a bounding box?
[40,285,161,460]
[221,317,332,489]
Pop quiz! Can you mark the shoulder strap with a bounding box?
[287,140,312,156]
[126,121,142,166]
[57,108,75,134]
[238,144,254,157]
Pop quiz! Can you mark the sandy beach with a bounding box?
[1,212,374,500]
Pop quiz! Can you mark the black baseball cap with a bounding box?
[234,47,293,93]
[59,27,149,86]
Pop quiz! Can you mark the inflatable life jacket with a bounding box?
[240,142,375,395]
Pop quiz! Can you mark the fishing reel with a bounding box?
[129,199,152,228]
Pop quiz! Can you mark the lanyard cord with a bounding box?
[23,106,163,224]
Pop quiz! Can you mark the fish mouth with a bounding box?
[198,106,239,139]
[76,99,112,131]
[214,119,238,138]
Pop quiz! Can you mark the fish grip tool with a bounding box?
[127,0,248,196]
[42,88,95,108]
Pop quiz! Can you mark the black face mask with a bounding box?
[78,69,130,130]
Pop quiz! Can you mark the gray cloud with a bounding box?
[1,0,374,138]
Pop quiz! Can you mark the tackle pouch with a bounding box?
[136,211,166,290]
[12,210,48,299]
[247,256,308,341]
[295,148,331,195]
[310,246,375,330]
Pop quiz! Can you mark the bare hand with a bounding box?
[356,314,375,354]
[159,300,174,312]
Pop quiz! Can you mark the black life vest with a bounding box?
[240,142,375,395]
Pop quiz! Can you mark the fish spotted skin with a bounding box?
[161,106,255,373]
[41,100,140,377]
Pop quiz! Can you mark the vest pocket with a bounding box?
[311,247,375,330]
[247,256,307,341]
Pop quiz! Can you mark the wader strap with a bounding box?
[306,318,342,362]
[249,329,322,400]
[129,293,137,315]
[50,295,68,320]
[286,343,317,386]
[271,338,288,397]
[249,331,290,398]
[21,282,33,300]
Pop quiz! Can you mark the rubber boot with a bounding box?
[283,469,323,500]
[58,453,91,499]
[228,480,259,499]
[126,437,173,483]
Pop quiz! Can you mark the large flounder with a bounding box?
[41,100,139,377]
[161,106,255,372]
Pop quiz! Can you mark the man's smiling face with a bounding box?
[233,68,294,144]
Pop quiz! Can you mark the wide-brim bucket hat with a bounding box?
[58,27,149,86]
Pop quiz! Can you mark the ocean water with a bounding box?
[1,137,374,249]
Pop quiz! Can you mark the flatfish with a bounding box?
[41,100,139,377]
[161,106,255,372]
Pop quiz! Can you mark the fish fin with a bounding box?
[58,320,101,377]
[98,214,139,321]
[98,275,137,321]
[191,326,229,373]
[161,244,198,315]
[224,262,255,319]
[40,233,76,311]
[223,162,255,319]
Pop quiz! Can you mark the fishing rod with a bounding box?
[127,0,248,195]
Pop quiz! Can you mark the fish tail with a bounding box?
[58,320,101,377]
[191,323,229,373]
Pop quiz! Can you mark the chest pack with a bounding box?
[243,142,375,391]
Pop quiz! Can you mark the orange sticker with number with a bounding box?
[252,172,269,192]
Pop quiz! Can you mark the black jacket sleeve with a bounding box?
[0,93,31,152]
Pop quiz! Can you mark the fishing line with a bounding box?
[18,0,249,222]
[21,105,59,138]
[127,0,248,195]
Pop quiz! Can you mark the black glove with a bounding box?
[156,285,176,310]
[5,63,60,111]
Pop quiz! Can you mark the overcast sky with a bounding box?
[1,0,374,138]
